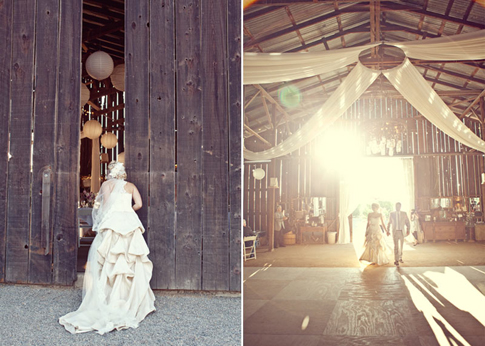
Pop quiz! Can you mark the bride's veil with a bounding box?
[82,178,126,301]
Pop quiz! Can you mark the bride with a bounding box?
[59,161,156,334]
[359,203,391,266]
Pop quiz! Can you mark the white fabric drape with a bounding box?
[337,180,362,244]
[383,58,485,153]
[243,43,380,85]
[244,30,485,85]
[393,30,485,61]
[244,63,380,161]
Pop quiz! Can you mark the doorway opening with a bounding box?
[78,0,125,272]
[349,157,415,260]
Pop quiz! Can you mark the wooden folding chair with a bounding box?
[243,236,257,261]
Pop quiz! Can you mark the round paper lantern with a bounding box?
[117,152,125,163]
[85,51,114,80]
[83,120,102,139]
[110,64,125,91]
[80,83,90,106]
[252,168,265,180]
[101,132,118,149]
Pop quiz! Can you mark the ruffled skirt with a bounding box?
[359,225,391,265]
[59,227,156,334]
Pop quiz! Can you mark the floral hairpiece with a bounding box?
[108,161,126,179]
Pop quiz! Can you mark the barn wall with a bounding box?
[125,0,241,291]
[1,0,241,292]
[0,0,82,285]
[244,97,484,237]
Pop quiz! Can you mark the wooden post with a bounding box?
[479,98,485,215]
[52,0,82,285]
[268,187,276,252]
[5,0,36,283]
[148,0,176,290]
[125,0,150,232]
[0,0,13,283]
[228,0,242,292]
[175,0,203,290]
[29,0,61,284]
[201,1,230,291]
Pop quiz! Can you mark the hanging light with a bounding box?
[100,132,118,149]
[85,51,114,80]
[83,120,102,139]
[80,83,90,107]
[117,152,125,163]
[110,64,125,91]
[252,168,265,180]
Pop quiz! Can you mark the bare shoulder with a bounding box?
[124,182,136,193]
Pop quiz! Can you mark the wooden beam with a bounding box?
[244,90,260,109]
[414,63,485,85]
[83,20,124,43]
[87,100,101,111]
[254,84,293,132]
[261,95,273,128]
[244,124,273,147]
[460,89,485,119]
[94,103,124,116]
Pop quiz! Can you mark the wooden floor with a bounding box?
[244,266,485,346]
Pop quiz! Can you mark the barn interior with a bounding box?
[242,1,485,345]
[77,0,125,269]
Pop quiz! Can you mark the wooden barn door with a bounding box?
[0,0,82,285]
[125,0,241,291]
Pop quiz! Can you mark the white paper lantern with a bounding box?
[85,51,114,80]
[117,152,125,163]
[110,64,125,91]
[101,132,118,149]
[83,120,102,139]
[252,168,265,180]
[80,83,90,107]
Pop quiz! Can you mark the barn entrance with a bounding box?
[1,0,241,292]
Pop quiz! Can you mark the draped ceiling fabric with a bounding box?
[244,30,485,161]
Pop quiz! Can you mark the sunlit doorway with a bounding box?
[350,157,414,258]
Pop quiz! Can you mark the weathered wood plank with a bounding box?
[52,0,82,285]
[0,0,13,283]
[175,0,202,290]
[201,0,229,291]
[29,0,60,285]
[148,0,176,289]
[5,0,36,283]
[125,0,149,231]
[228,0,242,292]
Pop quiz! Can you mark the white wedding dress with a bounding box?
[59,179,156,334]
[359,214,391,265]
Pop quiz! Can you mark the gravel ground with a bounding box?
[0,284,241,346]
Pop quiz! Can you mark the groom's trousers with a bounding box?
[393,230,404,261]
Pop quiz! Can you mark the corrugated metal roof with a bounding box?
[243,0,485,138]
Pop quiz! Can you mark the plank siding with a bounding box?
[148,0,176,289]
[228,0,242,292]
[5,0,36,283]
[29,0,60,284]
[52,0,82,285]
[0,0,13,283]
[175,0,203,290]
[201,0,229,291]
[125,0,150,233]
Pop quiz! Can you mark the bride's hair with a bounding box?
[371,203,380,211]
[107,161,127,180]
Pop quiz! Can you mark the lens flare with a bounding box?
[278,85,301,108]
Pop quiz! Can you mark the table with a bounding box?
[299,225,327,244]
[422,221,466,242]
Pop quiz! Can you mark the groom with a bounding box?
[387,202,410,266]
